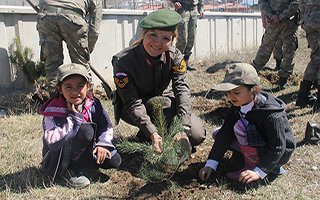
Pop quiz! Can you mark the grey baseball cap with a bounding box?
[213,63,260,91]
[57,63,90,83]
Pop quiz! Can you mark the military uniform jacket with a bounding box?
[39,0,102,51]
[112,43,191,137]
[259,0,299,21]
[299,0,320,24]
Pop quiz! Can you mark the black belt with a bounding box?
[42,5,84,17]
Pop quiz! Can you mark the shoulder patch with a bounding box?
[172,59,187,73]
[114,72,129,89]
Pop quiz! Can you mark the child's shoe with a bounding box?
[64,169,90,188]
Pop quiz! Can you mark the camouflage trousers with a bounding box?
[37,12,90,91]
[253,20,298,78]
[176,8,198,57]
[272,35,298,61]
[273,39,283,61]
[302,23,320,82]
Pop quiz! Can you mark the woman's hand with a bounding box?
[93,146,112,164]
[150,132,163,153]
[239,169,260,184]
[199,166,213,181]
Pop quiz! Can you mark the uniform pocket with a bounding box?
[70,14,88,34]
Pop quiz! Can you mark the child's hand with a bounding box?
[198,166,213,181]
[93,146,111,164]
[239,169,260,184]
[67,102,79,112]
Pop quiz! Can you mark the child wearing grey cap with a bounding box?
[199,63,296,185]
[39,63,121,188]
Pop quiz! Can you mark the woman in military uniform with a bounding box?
[111,9,205,153]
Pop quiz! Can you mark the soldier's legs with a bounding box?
[184,9,198,57]
[182,10,198,70]
[59,15,90,71]
[273,35,298,71]
[273,39,283,70]
[37,15,64,93]
[176,11,191,54]
[252,24,281,69]
[278,21,298,79]
[303,27,319,83]
[297,26,319,107]
[273,39,283,61]
[306,27,320,109]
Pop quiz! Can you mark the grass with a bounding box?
[0,33,320,199]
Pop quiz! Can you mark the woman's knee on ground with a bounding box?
[189,114,206,146]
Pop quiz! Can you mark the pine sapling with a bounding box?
[117,98,190,182]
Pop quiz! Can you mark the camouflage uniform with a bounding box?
[299,0,320,82]
[37,0,102,92]
[173,0,204,65]
[253,0,299,81]
[296,0,320,108]
[272,34,298,69]
[273,40,283,62]
[112,43,206,146]
[262,12,283,69]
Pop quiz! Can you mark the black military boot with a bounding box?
[278,77,289,90]
[296,80,317,107]
[184,55,197,71]
[274,59,282,71]
[304,122,320,144]
[313,88,320,111]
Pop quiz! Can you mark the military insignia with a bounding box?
[114,72,129,89]
[172,59,187,73]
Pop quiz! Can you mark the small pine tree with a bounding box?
[8,37,49,103]
[9,37,46,84]
[117,98,190,182]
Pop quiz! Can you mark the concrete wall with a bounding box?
[0,0,29,6]
[0,6,263,92]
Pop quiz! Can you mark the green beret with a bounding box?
[140,9,182,31]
